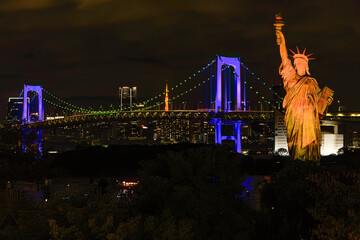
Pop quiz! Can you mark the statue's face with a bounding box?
[294,59,307,76]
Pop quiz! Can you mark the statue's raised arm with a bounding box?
[274,14,290,66]
[276,30,290,65]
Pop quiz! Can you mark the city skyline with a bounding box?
[0,0,359,118]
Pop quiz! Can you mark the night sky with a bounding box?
[0,0,359,117]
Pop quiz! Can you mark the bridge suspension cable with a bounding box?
[142,74,217,110]
[39,58,283,115]
[141,63,273,111]
[219,58,282,110]
[39,59,214,114]
[121,59,216,111]
[141,63,250,110]
[42,87,92,113]
[35,93,88,114]
[239,61,284,100]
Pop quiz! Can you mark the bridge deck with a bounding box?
[25,110,275,129]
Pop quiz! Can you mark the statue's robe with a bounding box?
[280,59,321,161]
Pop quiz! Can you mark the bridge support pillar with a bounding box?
[234,121,242,153]
[22,129,43,157]
[215,118,222,145]
[214,119,242,153]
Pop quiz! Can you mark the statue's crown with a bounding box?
[290,46,315,63]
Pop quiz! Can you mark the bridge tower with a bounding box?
[22,84,44,124]
[214,56,245,153]
[21,84,44,156]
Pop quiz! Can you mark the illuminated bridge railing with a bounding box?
[324,112,360,122]
[24,110,275,129]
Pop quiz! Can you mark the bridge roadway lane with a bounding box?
[24,110,275,129]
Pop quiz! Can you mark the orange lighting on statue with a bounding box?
[165,80,169,111]
[274,14,334,161]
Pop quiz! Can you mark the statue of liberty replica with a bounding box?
[274,14,334,161]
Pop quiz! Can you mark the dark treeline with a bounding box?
[0,141,286,180]
[0,143,210,180]
[0,144,360,239]
[55,143,211,177]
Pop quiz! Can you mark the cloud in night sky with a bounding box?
[0,0,358,116]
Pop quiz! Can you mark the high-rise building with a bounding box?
[119,86,137,111]
[6,97,29,123]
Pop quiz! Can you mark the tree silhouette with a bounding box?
[126,146,254,240]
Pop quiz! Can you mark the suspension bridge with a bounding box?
[7,55,303,153]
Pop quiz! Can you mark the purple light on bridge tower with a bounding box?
[22,84,44,124]
[234,121,242,153]
[215,56,242,112]
[22,84,44,156]
[214,56,243,153]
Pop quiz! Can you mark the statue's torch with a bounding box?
[274,13,284,45]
